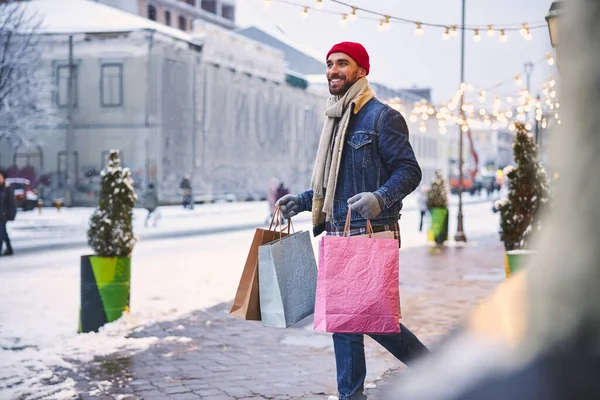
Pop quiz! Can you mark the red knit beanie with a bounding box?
[326,42,370,75]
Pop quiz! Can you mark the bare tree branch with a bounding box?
[0,0,52,150]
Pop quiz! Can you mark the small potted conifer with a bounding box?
[427,169,449,246]
[495,123,549,277]
[79,150,137,333]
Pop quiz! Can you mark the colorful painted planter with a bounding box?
[428,207,449,244]
[79,255,131,333]
[504,250,535,278]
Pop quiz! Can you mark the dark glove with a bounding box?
[347,192,383,220]
[276,194,300,219]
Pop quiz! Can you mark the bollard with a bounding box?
[55,199,62,211]
[79,255,131,333]
[37,200,43,214]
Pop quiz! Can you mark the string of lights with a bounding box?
[263,0,548,42]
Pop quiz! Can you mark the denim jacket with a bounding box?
[298,97,422,236]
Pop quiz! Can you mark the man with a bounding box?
[0,170,16,256]
[277,42,428,399]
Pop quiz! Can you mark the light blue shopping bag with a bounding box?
[258,230,318,328]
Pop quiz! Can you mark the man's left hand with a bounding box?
[347,192,384,220]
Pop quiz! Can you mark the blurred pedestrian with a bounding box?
[0,170,16,256]
[266,177,279,224]
[418,184,429,232]
[142,183,159,227]
[180,176,193,210]
[275,42,428,400]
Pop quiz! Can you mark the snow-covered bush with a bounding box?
[427,169,448,209]
[497,123,550,251]
[88,150,137,257]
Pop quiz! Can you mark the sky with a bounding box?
[235,0,556,104]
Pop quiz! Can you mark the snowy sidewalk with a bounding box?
[8,192,493,254]
[66,233,506,400]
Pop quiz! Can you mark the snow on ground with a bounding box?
[7,192,495,250]
[0,198,499,399]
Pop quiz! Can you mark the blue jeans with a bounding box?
[333,323,429,400]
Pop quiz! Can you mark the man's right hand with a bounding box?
[276,194,300,219]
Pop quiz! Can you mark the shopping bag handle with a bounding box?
[268,206,292,237]
[344,206,374,237]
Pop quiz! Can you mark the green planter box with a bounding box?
[79,255,131,333]
[504,250,535,277]
[428,207,449,244]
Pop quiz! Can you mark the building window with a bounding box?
[184,0,196,5]
[201,0,217,14]
[56,64,78,107]
[164,10,171,26]
[101,64,123,107]
[178,15,187,31]
[147,4,156,21]
[222,4,234,21]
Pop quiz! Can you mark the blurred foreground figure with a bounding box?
[384,2,600,399]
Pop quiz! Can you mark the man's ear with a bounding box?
[357,67,367,79]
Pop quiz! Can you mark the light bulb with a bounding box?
[499,29,508,43]
[409,114,418,123]
[450,25,458,38]
[349,7,357,21]
[340,14,348,26]
[515,74,523,87]
[520,23,528,37]
[442,27,450,40]
[547,54,555,66]
[524,28,532,41]
[382,16,390,31]
[419,123,427,133]
[525,123,532,130]
[415,22,424,36]
[440,127,447,134]
[473,29,481,43]
[487,24,495,37]
[315,0,323,10]
[301,6,308,18]
[461,124,469,132]
[264,0,271,8]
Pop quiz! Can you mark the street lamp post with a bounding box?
[455,0,467,243]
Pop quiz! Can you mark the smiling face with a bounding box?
[326,52,367,96]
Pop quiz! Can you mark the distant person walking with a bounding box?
[417,184,429,232]
[0,170,16,256]
[142,183,160,227]
[180,176,193,210]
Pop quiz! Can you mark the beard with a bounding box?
[328,72,359,96]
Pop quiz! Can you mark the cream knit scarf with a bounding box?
[310,77,374,228]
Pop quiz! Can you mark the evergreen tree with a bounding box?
[427,169,448,209]
[88,150,137,257]
[496,123,550,251]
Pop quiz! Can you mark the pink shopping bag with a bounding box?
[313,210,401,334]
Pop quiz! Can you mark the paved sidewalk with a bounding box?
[69,234,506,400]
